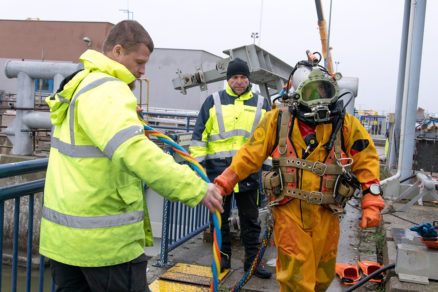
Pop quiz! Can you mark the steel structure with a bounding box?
[172,44,294,102]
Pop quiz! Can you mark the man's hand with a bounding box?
[360,206,382,229]
[136,106,144,113]
[200,183,224,213]
[359,193,385,229]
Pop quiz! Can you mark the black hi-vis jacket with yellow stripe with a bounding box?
[190,83,271,193]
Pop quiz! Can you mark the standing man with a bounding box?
[190,58,272,279]
[41,20,223,292]
[214,62,386,291]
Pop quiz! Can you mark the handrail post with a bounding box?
[26,194,34,292]
[0,201,3,290]
[38,255,45,292]
[153,198,172,268]
[12,198,20,292]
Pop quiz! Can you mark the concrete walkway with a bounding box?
[145,198,381,291]
[145,142,438,292]
[382,201,438,292]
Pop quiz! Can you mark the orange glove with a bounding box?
[360,194,385,229]
[214,168,240,196]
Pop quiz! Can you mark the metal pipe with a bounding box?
[388,0,411,171]
[53,73,64,93]
[5,61,80,155]
[416,172,436,191]
[13,72,33,155]
[5,60,82,79]
[399,0,426,180]
[381,0,416,190]
[23,111,51,129]
[138,78,150,122]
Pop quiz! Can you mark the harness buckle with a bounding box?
[279,144,287,155]
[309,191,324,204]
[312,161,327,176]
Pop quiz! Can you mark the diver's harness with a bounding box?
[262,107,361,214]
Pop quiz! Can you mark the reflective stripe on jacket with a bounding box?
[40,50,207,267]
[190,83,271,192]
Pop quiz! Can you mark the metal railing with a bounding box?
[0,156,215,284]
[153,198,210,268]
[0,158,53,292]
[356,114,388,140]
[143,111,198,132]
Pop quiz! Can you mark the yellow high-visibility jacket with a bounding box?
[189,83,271,192]
[40,50,207,267]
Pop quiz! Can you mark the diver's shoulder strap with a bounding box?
[278,108,291,156]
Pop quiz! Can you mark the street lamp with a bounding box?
[251,32,259,44]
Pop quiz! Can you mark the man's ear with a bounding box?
[113,44,123,57]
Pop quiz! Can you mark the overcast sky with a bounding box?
[1,0,436,115]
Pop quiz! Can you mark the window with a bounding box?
[35,79,53,93]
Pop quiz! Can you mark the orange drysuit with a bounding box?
[215,108,385,291]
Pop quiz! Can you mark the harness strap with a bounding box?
[280,187,335,205]
[334,130,342,158]
[278,109,290,155]
[275,158,346,176]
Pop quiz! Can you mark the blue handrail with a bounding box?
[0,158,48,179]
[1,156,216,289]
[0,158,49,292]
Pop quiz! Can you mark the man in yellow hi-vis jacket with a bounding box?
[190,58,272,279]
[41,20,223,292]
[214,63,385,291]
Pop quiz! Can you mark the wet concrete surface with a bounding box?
[382,201,438,292]
[145,145,438,291]
[327,198,373,292]
[145,198,438,291]
[145,198,379,292]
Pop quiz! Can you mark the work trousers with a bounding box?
[50,253,149,292]
[220,189,261,270]
[273,200,340,292]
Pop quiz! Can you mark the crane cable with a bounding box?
[137,113,222,292]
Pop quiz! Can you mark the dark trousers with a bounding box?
[50,254,149,292]
[220,189,261,270]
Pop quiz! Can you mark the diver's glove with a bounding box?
[360,194,385,229]
[410,222,438,239]
[214,168,240,196]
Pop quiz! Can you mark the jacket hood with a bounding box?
[46,50,136,125]
[80,50,136,85]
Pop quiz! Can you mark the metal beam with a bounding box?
[172,44,294,101]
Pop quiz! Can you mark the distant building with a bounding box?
[0,19,113,61]
[0,19,223,110]
[0,19,224,156]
